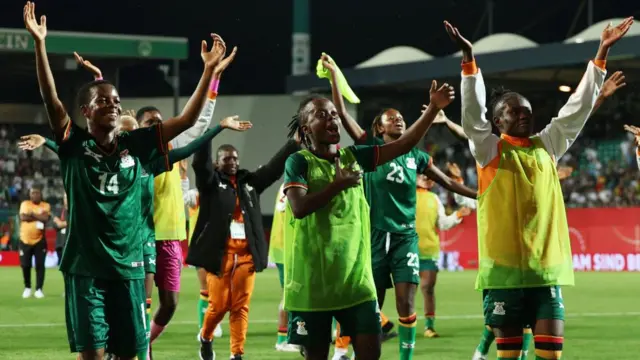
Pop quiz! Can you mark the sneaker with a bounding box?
[34,289,44,299]
[275,342,301,352]
[424,328,439,338]
[22,288,32,298]
[380,330,398,342]
[199,335,215,360]
[230,355,243,360]
[214,323,223,338]
[472,349,487,360]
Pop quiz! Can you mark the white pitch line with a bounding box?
[0,312,638,328]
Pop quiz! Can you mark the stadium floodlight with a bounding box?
[558,85,572,93]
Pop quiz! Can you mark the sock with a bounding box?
[145,298,152,334]
[277,326,288,345]
[534,335,563,360]
[198,290,209,329]
[496,336,523,360]
[398,313,417,360]
[476,325,496,355]
[521,327,533,359]
[316,53,360,104]
[149,320,166,344]
[425,312,435,330]
[35,265,45,290]
[22,266,31,289]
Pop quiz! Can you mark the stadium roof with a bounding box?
[286,18,640,93]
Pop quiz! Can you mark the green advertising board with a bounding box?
[0,28,188,59]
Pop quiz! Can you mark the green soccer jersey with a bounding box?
[57,120,168,279]
[282,146,379,311]
[362,135,431,234]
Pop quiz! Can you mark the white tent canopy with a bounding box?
[355,19,640,68]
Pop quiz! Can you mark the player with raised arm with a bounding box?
[283,78,455,360]
[445,17,632,360]
[75,45,237,351]
[319,54,476,360]
[24,1,231,358]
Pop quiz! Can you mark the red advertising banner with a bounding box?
[440,207,640,272]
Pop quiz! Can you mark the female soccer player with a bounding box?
[24,1,233,358]
[283,77,455,360]
[319,54,476,360]
[415,171,471,338]
[446,16,632,360]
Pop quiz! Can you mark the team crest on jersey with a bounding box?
[406,157,417,170]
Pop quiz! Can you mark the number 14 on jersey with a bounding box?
[99,173,120,194]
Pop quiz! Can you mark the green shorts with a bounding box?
[419,258,439,272]
[143,238,156,274]
[371,229,420,289]
[482,286,565,328]
[276,263,285,288]
[64,274,148,357]
[287,300,381,347]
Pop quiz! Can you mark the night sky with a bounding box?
[1,0,638,98]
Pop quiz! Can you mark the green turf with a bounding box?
[0,267,637,359]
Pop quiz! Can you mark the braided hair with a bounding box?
[287,95,327,149]
[370,108,394,138]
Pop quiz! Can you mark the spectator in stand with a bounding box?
[18,186,50,299]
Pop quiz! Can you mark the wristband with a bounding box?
[209,79,220,93]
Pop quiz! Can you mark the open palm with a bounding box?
[601,17,634,48]
[18,134,45,151]
[214,46,238,75]
[23,2,47,41]
[220,115,252,132]
[429,80,455,110]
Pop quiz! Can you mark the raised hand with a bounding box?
[124,109,136,118]
[446,162,462,178]
[321,53,336,73]
[18,134,45,151]
[214,46,238,76]
[74,52,103,80]
[201,33,226,69]
[601,71,626,98]
[444,21,473,61]
[600,17,634,49]
[220,115,252,132]
[23,2,47,42]
[458,207,472,217]
[429,81,455,110]
[333,158,362,190]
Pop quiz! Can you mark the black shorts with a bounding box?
[19,240,47,268]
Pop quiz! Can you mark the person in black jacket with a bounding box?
[188,129,301,360]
